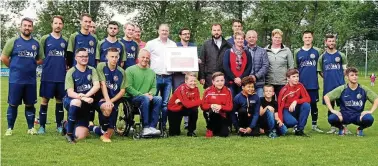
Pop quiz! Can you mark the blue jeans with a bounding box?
[156,75,172,127]
[255,87,264,98]
[283,102,310,131]
[259,109,275,132]
[131,95,162,128]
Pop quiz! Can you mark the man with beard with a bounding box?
[2,17,44,136]
[318,34,348,134]
[134,25,146,49]
[120,23,139,69]
[67,13,97,68]
[96,21,126,67]
[37,15,68,134]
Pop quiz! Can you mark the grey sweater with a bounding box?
[265,44,294,85]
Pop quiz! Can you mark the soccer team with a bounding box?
[2,14,378,144]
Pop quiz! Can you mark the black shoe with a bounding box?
[187,132,197,137]
[61,120,67,136]
[295,130,309,137]
[184,126,188,130]
[65,134,76,144]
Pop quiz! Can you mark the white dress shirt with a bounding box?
[145,37,177,75]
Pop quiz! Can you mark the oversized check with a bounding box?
[165,47,199,72]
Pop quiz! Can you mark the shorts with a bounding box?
[63,96,91,120]
[39,81,66,99]
[340,112,360,125]
[8,83,37,105]
[75,119,89,128]
[307,89,319,103]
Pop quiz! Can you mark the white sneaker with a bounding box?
[142,128,153,136]
[149,127,161,135]
[312,125,324,133]
[5,128,13,136]
[326,126,337,134]
[27,128,37,135]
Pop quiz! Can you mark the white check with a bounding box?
[165,47,199,72]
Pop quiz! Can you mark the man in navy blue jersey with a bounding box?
[119,23,139,69]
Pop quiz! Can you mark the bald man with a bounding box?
[245,30,269,97]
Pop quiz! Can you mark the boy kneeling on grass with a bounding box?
[277,69,311,137]
[201,72,233,138]
[167,72,201,137]
[324,67,378,136]
[232,76,260,136]
[259,85,288,138]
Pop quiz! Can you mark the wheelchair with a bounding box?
[116,97,168,140]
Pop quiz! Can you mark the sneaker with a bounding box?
[38,127,46,134]
[27,128,38,135]
[187,132,197,137]
[65,134,76,144]
[356,129,364,137]
[149,127,161,135]
[295,130,309,137]
[56,127,63,134]
[312,125,324,133]
[100,133,112,143]
[268,131,278,138]
[344,125,353,135]
[326,126,338,134]
[205,129,213,138]
[292,125,298,133]
[142,127,153,136]
[5,128,12,136]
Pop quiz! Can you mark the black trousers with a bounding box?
[237,108,259,136]
[207,111,230,137]
[168,108,198,136]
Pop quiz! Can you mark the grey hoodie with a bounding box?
[265,44,294,85]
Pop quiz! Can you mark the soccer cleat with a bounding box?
[205,129,213,138]
[65,134,76,144]
[312,125,324,133]
[5,128,13,136]
[295,130,309,137]
[38,127,46,134]
[27,128,38,135]
[187,132,197,137]
[56,127,63,134]
[142,128,153,136]
[268,131,278,138]
[326,126,338,134]
[100,133,112,143]
[356,129,364,137]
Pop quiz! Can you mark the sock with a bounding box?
[7,105,18,129]
[67,105,80,136]
[55,103,64,127]
[39,104,48,128]
[91,126,104,136]
[25,106,36,129]
[312,121,317,126]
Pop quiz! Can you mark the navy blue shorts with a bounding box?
[39,81,65,99]
[75,119,89,128]
[341,112,360,125]
[63,96,90,128]
[8,83,37,105]
[307,89,319,103]
[63,96,73,111]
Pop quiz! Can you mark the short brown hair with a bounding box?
[211,23,222,30]
[303,30,313,35]
[52,15,64,24]
[345,67,358,76]
[212,72,224,80]
[263,84,274,90]
[21,17,33,26]
[325,34,335,40]
[80,13,91,20]
[107,47,119,53]
[241,76,255,86]
[286,69,299,78]
[185,72,196,80]
[232,19,242,26]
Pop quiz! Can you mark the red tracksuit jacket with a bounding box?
[277,83,311,121]
[201,85,233,117]
[167,84,201,112]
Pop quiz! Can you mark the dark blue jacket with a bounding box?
[233,92,260,129]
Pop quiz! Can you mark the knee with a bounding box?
[153,96,162,104]
[9,104,18,109]
[25,105,35,109]
[70,99,82,107]
[362,114,374,125]
[301,102,311,111]
[328,114,340,123]
[284,118,297,128]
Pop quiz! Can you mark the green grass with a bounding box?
[2,76,378,166]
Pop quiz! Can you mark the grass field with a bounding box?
[1,76,378,166]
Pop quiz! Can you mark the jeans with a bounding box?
[255,87,264,98]
[131,95,162,128]
[156,75,172,127]
[259,109,275,132]
[283,102,311,131]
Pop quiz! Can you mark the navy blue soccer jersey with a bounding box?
[65,66,99,95]
[96,39,126,65]
[67,31,97,67]
[40,34,68,82]
[294,47,322,90]
[2,36,44,84]
[318,51,347,96]
[119,38,139,69]
[96,62,126,99]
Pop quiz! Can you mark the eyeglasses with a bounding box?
[77,56,89,58]
[181,33,190,36]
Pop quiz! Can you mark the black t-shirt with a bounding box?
[260,97,278,113]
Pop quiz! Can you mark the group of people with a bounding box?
[2,14,378,144]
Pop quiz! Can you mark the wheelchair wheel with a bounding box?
[115,101,127,136]
[133,132,141,140]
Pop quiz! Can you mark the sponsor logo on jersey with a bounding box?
[345,100,363,107]
[324,63,341,70]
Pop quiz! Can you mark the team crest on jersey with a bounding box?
[113,75,118,81]
[32,45,37,50]
[357,94,362,99]
[310,54,315,59]
[89,40,94,46]
[117,48,121,53]
[335,57,340,62]
[90,48,95,54]
[131,46,136,51]
[87,74,92,81]
[61,42,66,48]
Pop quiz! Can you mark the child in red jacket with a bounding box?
[167,72,201,137]
[277,69,311,136]
[201,72,233,137]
